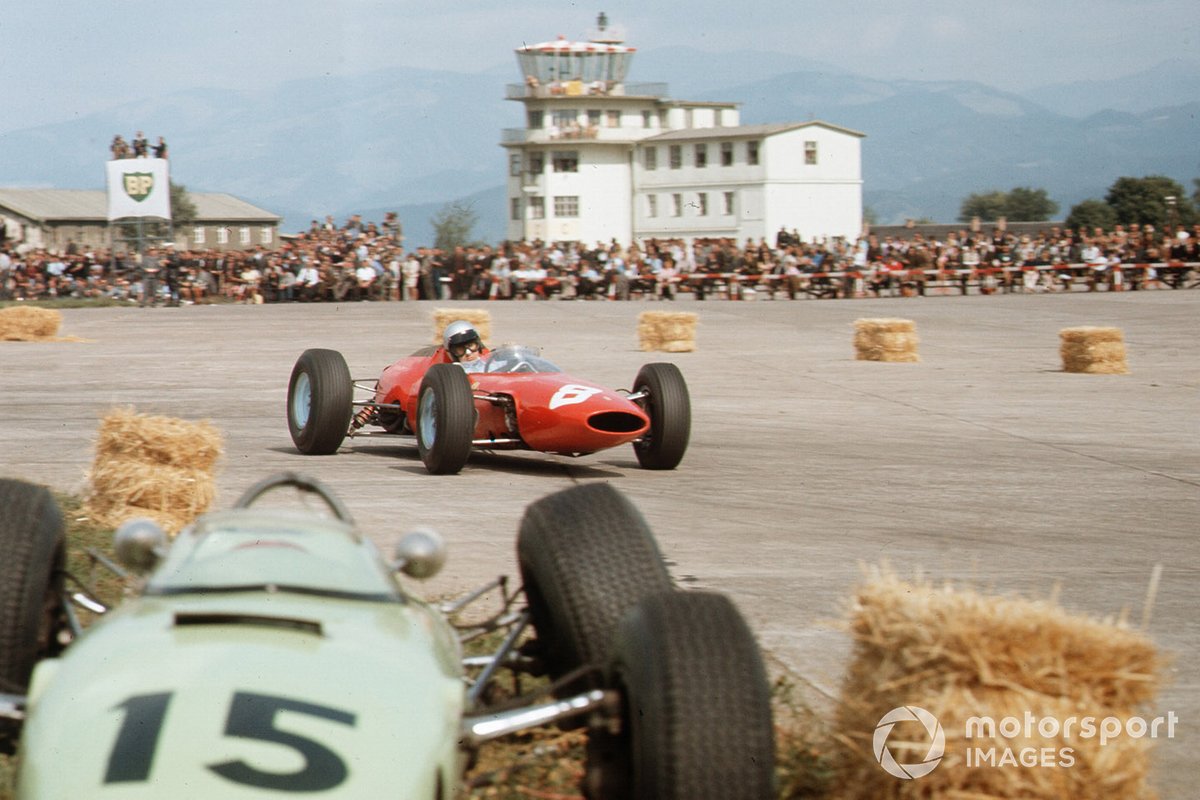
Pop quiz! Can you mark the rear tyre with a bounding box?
[517,484,672,683]
[0,479,67,755]
[287,348,353,455]
[632,363,691,470]
[585,592,775,800]
[415,364,475,474]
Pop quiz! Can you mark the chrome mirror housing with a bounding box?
[393,527,447,580]
[114,518,169,574]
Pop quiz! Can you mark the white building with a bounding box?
[501,19,864,247]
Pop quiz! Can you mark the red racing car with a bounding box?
[286,341,690,475]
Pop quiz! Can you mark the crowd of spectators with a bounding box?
[1,216,1197,306]
[110,131,168,160]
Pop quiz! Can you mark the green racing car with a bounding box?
[0,474,774,799]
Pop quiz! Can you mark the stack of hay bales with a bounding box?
[1060,326,1129,374]
[432,308,492,345]
[853,318,920,362]
[84,407,223,534]
[638,310,698,352]
[0,307,62,341]
[834,572,1162,799]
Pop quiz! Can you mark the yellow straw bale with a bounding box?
[853,318,920,362]
[93,406,223,470]
[833,572,1162,800]
[1060,326,1128,374]
[0,306,62,340]
[432,308,492,344]
[84,407,223,534]
[638,310,698,352]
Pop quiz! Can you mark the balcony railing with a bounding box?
[505,81,668,100]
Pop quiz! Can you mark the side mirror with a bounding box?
[114,518,169,574]
[393,527,446,580]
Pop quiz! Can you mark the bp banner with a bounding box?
[106,158,171,220]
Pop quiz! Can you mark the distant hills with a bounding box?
[1,50,1197,245]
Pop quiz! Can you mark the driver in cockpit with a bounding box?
[350,319,491,436]
[443,320,489,364]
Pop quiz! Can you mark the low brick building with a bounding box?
[0,188,281,253]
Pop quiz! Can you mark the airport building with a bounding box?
[501,16,865,247]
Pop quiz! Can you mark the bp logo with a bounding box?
[873,706,945,779]
[122,172,155,202]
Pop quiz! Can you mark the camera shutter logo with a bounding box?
[873,705,945,779]
[123,172,155,202]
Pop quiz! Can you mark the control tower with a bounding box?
[501,14,863,246]
[502,14,714,244]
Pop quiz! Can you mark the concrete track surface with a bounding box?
[2,291,1197,795]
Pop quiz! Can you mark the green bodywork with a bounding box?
[17,509,465,798]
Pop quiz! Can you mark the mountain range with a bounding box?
[1,49,1197,246]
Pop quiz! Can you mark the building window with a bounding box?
[606,109,621,127]
[528,152,544,177]
[805,140,818,165]
[527,109,544,129]
[587,109,601,128]
[554,196,579,217]
[552,150,579,172]
[647,194,658,218]
[642,110,653,128]
[529,196,545,219]
[669,145,682,169]
[643,146,657,171]
[697,192,708,216]
[720,141,734,166]
[239,227,251,245]
[509,153,522,176]
[671,193,683,217]
[748,140,760,166]
[511,197,522,220]
[217,227,229,245]
[260,226,273,246]
[694,144,707,168]
[552,109,577,128]
[723,191,735,216]
[192,226,205,245]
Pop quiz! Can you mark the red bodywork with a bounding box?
[372,347,650,456]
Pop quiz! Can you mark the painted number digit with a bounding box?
[103,691,355,792]
[207,691,356,792]
[105,692,173,783]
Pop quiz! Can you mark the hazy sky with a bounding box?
[2,1,1196,126]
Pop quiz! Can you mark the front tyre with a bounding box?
[415,363,475,474]
[0,479,67,755]
[632,363,691,470]
[287,348,353,455]
[586,592,775,800]
[517,483,673,684]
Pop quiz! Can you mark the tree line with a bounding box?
[958,176,1200,231]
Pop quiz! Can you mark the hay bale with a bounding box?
[833,572,1162,800]
[84,407,223,534]
[638,311,698,352]
[432,308,492,345]
[0,306,62,340]
[853,318,919,362]
[1060,326,1128,374]
[92,406,222,471]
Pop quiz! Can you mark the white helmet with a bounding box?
[443,320,483,361]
